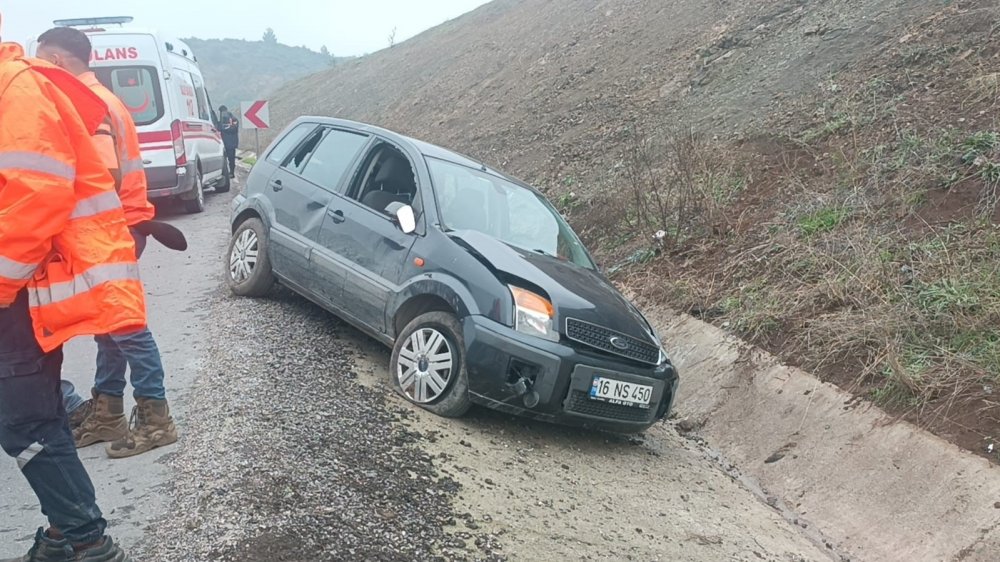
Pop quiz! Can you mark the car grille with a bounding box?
[565,318,660,365]
[565,390,654,423]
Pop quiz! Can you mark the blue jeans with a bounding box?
[62,328,168,409]
[63,229,167,412]
[0,290,106,544]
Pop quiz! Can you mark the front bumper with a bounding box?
[462,316,679,433]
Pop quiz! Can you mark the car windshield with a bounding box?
[427,157,595,270]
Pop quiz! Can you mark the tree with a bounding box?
[388,26,397,48]
[262,28,277,43]
[321,45,337,66]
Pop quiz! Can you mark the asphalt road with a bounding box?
[1,173,834,561]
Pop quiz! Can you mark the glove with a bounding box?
[132,220,188,251]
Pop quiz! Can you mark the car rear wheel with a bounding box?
[226,218,274,297]
[391,312,471,417]
[182,172,205,214]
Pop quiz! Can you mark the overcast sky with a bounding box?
[1,0,491,56]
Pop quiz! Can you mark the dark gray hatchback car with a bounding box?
[227,117,678,432]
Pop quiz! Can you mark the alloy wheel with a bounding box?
[229,228,259,283]
[397,327,454,403]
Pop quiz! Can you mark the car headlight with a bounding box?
[509,286,559,342]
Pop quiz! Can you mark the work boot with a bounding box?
[68,399,93,430]
[72,392,127,448]
[106,397,177,459]
[0,528,131,561]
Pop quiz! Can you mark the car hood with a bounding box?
[450,231,657,344]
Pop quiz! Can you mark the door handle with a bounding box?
[327,209,346,223]
[270,179,283,192]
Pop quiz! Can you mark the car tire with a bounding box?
[216,161,232,193]
[226,218,275,297]
[182,172,206,214]
[391,311,472,418]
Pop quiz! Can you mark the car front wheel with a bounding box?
[226,218,275,297]
[391,311,472,417]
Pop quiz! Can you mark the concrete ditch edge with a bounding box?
[642,304,1000,562]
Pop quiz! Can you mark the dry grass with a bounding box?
[569,127,752,275]
[600,59,1000,437]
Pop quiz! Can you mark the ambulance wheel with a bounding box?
[183,172,206,214]
[216,161,232,193]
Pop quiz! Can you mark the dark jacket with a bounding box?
[219,111,239,148]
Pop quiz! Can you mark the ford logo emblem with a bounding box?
[609,336,628,350]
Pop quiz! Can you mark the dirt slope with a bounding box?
[266,0,1000,461]
[268,0,936,180]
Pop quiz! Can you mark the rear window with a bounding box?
[299,129,369,191]
[267,123,316,164]
[94,66,164,126]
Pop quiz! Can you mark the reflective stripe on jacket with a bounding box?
[0,43,147,351]
[79,72,155,226]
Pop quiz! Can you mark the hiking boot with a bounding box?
[106,397,177,459]
[0,528,131,561]
[68,536,131,561]
[72,392,127,448]
[1,528,72,562]
[68,399,93,431]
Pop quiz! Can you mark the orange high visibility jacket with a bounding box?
[0,43,147,351]
[79,71,155,226]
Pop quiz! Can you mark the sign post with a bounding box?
[240,100,270,155]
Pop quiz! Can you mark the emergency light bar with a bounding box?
[53,16,134,27]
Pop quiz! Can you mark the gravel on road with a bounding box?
[135,286,503,562]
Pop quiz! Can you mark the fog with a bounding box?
[1,0,490,55]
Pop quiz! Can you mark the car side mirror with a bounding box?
[386,202,417,234]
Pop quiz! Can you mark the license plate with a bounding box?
[589,377,653,408]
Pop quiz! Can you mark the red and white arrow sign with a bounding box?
[241,100,270,129]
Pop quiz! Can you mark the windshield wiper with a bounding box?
[531,248,558,258]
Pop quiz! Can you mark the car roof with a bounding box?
[293,116,536,190]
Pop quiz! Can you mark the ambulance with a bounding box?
[30,17,229,213]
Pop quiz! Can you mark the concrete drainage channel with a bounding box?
[665,436,853,560]
[641,303,1000,562]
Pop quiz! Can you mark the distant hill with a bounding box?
[184,37,349,111]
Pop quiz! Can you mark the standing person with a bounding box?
[0,15,138,562]
[219,105,239,177]
[35,27,178,459]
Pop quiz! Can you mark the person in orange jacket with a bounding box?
[35,26,178,460]
[0,15,138,562]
